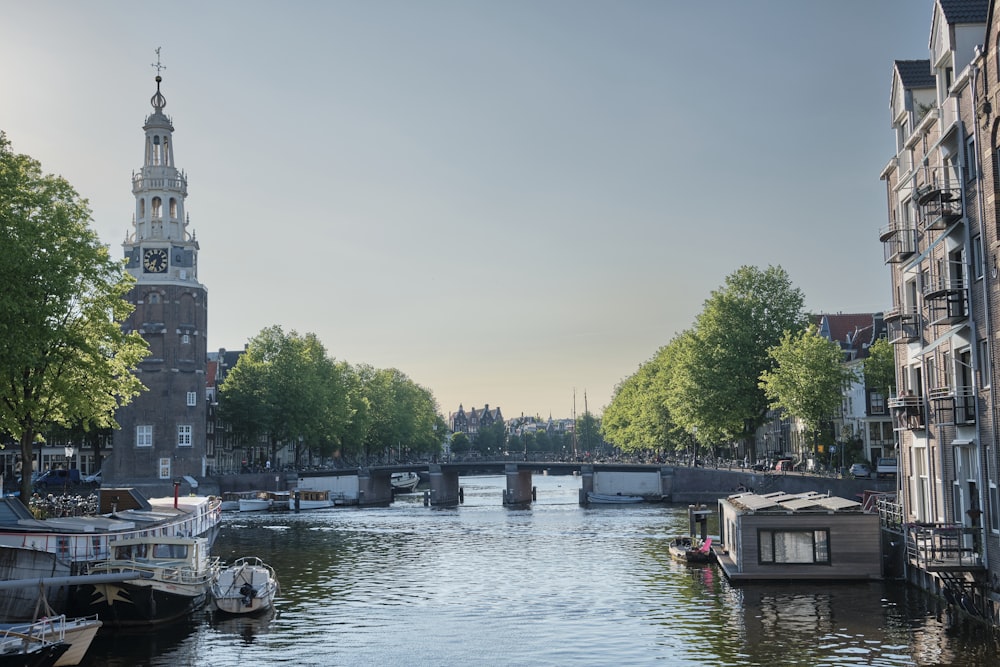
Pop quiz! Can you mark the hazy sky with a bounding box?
[2,1,933,420]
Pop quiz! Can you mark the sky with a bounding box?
[2,1,935,421]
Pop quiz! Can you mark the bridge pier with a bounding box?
[579,465,594,505]
[357,469,393,507]
[428,465,461,506]
[503,464,533,505]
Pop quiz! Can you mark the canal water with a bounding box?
[79,474,1000,666]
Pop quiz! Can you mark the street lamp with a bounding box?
[64,445,75,467]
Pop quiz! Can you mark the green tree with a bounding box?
[759,326,857,455]
[667,266,808,461]
[864,337,896,400]
[449,431,471,456]
[602,339,687,455]
[0,133,148,504]
[219,326,350,467]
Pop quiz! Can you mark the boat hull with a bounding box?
[211,557,278,617]
[0,616,102,667]
[69,580,208,627]
[586,492,644,504]
[667,537,713,564]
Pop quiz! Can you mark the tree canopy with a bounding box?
[0,133,148,504]
[863,337,896,400]
[759,326,857,451]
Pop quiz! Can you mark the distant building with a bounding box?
[449,404,503,436]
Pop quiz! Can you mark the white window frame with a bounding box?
[186,391,197,407]
[136,425,153,448]
[177,424,192,447]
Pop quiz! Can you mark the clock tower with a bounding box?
[108,67,208,487]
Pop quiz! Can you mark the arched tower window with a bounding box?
[169,198,177,219]
[152,197,162,219]
[139,199,145,218]
[152,135,161,165]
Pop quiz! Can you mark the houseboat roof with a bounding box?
[723,491,864,514]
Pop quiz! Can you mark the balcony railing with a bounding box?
[906,522,984,572]
[882,227,917,263]
[917,186,963,231]
[889,393,925,430]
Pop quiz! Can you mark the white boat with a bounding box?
[211,556,279,616]
[0,492,222,569]
[586,492,645,504]
[391,472,420,493]
[238,491,273,512]
[296,489,334,510]
[68,536,219,627]
[220,490,261,512]
[0,615,102,667]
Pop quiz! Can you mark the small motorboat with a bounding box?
[586,492,644,504]
[668,536,714,564]
[212,557,279,616]
[391,472,420,493]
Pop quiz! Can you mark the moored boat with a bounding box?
[237,491,273,513]
[586,492,644,504]
[211,556,278,616]
[296,489,333,510]
[668,536,714,564]
[68,536,219,627]
[0,492,222,570]
[0,615,102,667]
[220,491,261,512]
[391,472,420,493]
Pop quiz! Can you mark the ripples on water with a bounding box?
[80,475,1000,666]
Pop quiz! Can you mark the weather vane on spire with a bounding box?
[151,47,166,75]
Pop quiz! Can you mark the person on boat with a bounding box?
[240,582,257,607]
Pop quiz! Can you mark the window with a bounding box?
[758,529,830,565]
[980,339,991,388]
[973,236,984,280]
[177,425,192,447]
[182,334,190,345]
[966,136,978,182]
[186,391,197,407]
[870,392,886,415]
[990,484,999,533]
[136,425,153,448]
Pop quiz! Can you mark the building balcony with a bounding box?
[883,228,917,263]
[924,284,967,325]
[928,387,977,425]
[885,309,919,343]
[889,393,925,430]
[906,522,984,573]
[917,186,963,231]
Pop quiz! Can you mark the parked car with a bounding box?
[876,457,898,479]
[33,468,82,490]
[82,470,102,485]
[849,463,871,479]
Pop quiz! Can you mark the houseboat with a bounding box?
[714,490,881,582]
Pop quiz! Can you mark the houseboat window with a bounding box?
[153,544,188,558]
[758,529,831,565]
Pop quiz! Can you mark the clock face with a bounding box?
[143,248,168,273]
